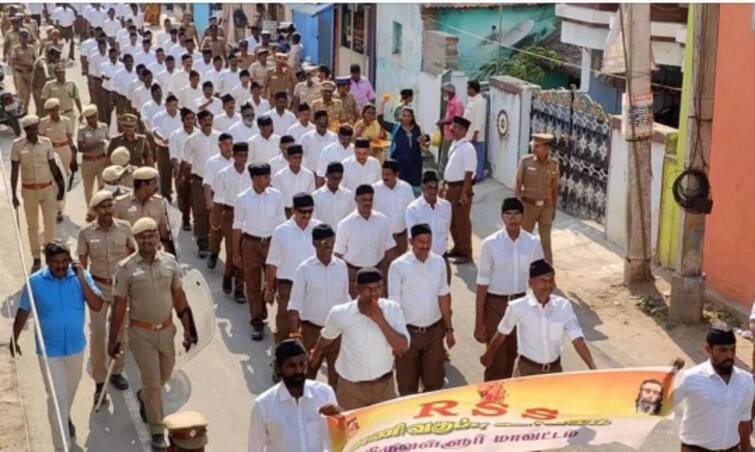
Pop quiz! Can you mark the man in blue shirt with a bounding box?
[11,242,103,451]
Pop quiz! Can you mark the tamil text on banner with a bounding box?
[327,367,676,452]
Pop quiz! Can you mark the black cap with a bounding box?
[326,162,344,175]
[422,170,439,184]
[274,339,307,364]
[529,259,554,278]
[180,107,194,118]
[312,224,335,241]
[354,137,370,149]
[706,326,736,346]
[280,135,295,144]
[197,110,213,120]
[233,142,249,153]
[292,193,314,209]
[338,125,353,136]
[248,162,271,177]
[297,102,310,112]
[257,115,273,127]
[355,184,374,196]
[400,88,414,97]
[219,133,233,142]
[410,223,432,237]
[382,159,400,172]
[287,144,303,155]
[274,91,288,100]
[452,116,471,129]
[356,267,382,284]
[501,197,524,214]
[221,93,235,104]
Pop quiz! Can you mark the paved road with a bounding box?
[0,45,681,452]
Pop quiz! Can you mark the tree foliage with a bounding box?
[477,46,560,84]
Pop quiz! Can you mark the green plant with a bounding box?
[477,46,560,84]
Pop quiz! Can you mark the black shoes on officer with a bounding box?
[207,253,218,269]
[251,323,264,341]
[68,419,76,438]
[110,373,129,390]
[151,434,167,450]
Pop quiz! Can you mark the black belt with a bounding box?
[488,292,525,302]
[682,445,739,452]
[221,204,234,211]
[519,355,561,372]
[407,319,443,334]
[242,233,270,244]
[445,181,464,187]
[191,174,203,181]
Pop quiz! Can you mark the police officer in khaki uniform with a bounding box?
[31,46,59,115]
[3,14,29,62]
[514,133,560,264]
[263,53,296,98]
[110,147,137,188]
[113,166,172,250]
[164,411,208,451]
[10,115,65,271]
[41,63,82,124]
[107,114,154,167]
[10,29,35,111]
[39,98,76,223]
[77,104,110,206]
[110,217,195,450]
[77,190,135,405]
[335,77,359,125]
[311,81,343,133]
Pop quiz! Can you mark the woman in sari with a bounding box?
[354,103,387,162]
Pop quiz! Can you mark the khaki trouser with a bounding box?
[80,155,107,206]
[89,280,126,383]
[381,230,408,294]
[129,324,176,435]
[54,145,72,214]
[242,236,270,326]
[38,352,83,452]
[155,144,172,201]
[32,86,44,116]
[445,183,474,258]
[273,279,292,342]
[209,203,224,255]
[22,185,57,258]
[177,164,192,225]
[522,200,555,264]
[301,321,340,388]
[395,321,446,395]
[513,356,562,377]
[483,293,521,382]
[190,175,209,250]
[220,207,243,291]
[13,69,32,110]
[336,372,396,411]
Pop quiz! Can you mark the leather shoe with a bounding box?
[234,289,246,304]
[93,383,109,407]
[182,222,191,231]
[137,389,147,422]
[251,323,264,341]
[151,434,167,450]
[206,253,218,269]
[68,419,76,438]
[198,249,209,259]
[109,373,129,390]
[56,212,64,223]
[222,275,232,294]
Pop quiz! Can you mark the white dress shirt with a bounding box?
[249,133,281,164]
[203,153,232,192]
[266,219,320,281]
[169,70,191,97]
[102,18,121,38]
[231,83,252,112]
[139,100,163,130]
[269,154,287,176]
[317,142,353,178]
[334,211,395,267]
[155,69,175,94]
[247,380,336,452]
[183,130,221,177]
[250,97,272,116]
[312,185,354,230]
[372,180,414,234]
[214,164,249,205]
[195,96,223,116]
[213,112,241,132]
[156,30,172,49]
[166,42,185,62]
[341,155,381,191]
[405,195,452,256]
[121,44,141,61]
[497,294,584,365]
[203,68,222,91]
[130,84,152,110]
[134,50,157,69]
[147,61,165,79]
[388,251,449,327]
[477,229,544,295]
[289,255,350,326]
[193,59,213,77]
[88,51,108,78]
[287,121,315,143]
[53,7,76,27]
[112,67,138,97]
[177,85,202,110]
[219,68,240,95]
[321,299,410,382]
[464,94,487,141]
[272,166,316,208]
[233,187,286,237]
[228,121,259,144]
[80,39,97,63]
[443,138,477,182]
[266,109,298,137]
[152,110,182,143]
[84,6,107,28]
[300,129,338,173]
[99,60,122,92]
[674,361,754,450]
[169,127,194,162]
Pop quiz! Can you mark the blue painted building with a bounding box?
[289,4,335,67]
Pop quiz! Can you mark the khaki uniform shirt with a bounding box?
[238,52,255,71]
[113,251,181,323]
[311,98,343,132]
[107,134,153,167]
[42,40,64,57]
[336,92,358,125]
[294,80,320,106]
[10,44,35,72]
[200,36,227,59]
[39,116,73,150]
[10,136,55,184]
[265,68,293,97]
[113,193,167,228]
[41,80,79,114]
[77,122,109,157]
[249,61,270,85]
[77,218,135,285]
[31,56,53,90]
[3,29,29,56]
[516,154,560,202]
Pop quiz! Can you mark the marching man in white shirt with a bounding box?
[229,103,258,144]
[265,193,319,343]
[288,224,350,387]
[443,116,478,265]
[232,163,286,341]
[310,267,409,410]
[476,197,544,381]
[373,159,415,281]
[249,116,281,164]
[481,259,596,377]
[271,145,315,218]
[335,184,396,298]
[171,108,196,231]
[389,223,454,396]
[341,138,381,191]
[312,162,354,230]
[213,94,241,133]
[248,339,341,452]
[671,327,754,452]
[301,110,337,179]
[317,126,355,187]
[286,103,315,142]
[151,95,181,202]
[204,133,234,270]
[213,143,250,303]
[269,136,293,177]
[267,92,297,136]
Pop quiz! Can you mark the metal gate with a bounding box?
[530,89,611,224]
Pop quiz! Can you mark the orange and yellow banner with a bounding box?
[327,367,676,451]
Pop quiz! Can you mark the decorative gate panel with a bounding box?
[530,90,611,224]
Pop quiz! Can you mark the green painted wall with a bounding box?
[656,8,692,268]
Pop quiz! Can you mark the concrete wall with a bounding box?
[605,118,675,252]
[417,70,444,136]
[375,5,423,108]
[702,4,755,308]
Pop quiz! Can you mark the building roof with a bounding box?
[288,4,333,16]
